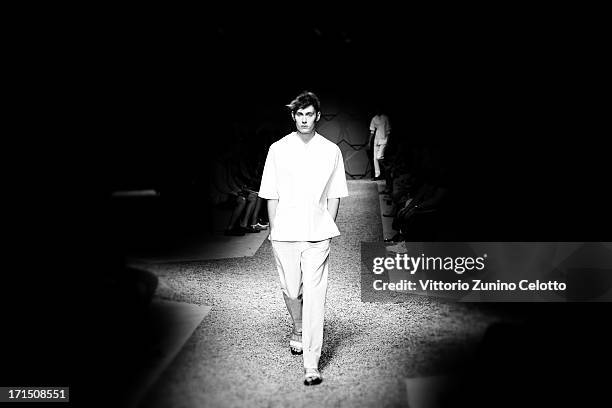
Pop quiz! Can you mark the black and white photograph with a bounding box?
[2,10,611,408]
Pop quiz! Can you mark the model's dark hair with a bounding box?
[373,102,385,116]
[286,91,321,114]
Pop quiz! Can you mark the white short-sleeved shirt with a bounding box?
[258,132,349,241]
[369,114,391,144]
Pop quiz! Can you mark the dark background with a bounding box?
[66,19,610,240]
[3,13,610,407]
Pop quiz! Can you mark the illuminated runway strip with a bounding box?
[112,189,159,197]
[137,180,497,407]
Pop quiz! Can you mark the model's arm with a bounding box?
[326,198,341,221]
[267,199,279,229]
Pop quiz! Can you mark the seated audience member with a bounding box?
[382,145,421,217]
[380,132,403,191]
[210,152,262,236]
[232,145,270,231]
[388,148,450,241]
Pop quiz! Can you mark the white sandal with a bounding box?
[290,332,302,355]
[304,368,322,386]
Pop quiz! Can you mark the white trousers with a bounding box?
[373,142,387,177]
[271,239,331,369]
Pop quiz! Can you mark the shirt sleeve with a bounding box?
[257,145,279,199]
[327,146,349,199]
[369,116,376,132]
[385,115,391,135]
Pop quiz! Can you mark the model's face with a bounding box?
[292,105,320,134]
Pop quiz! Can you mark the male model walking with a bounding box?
[258,91,348,385]
[369,108,391,180]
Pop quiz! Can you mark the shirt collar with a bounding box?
[291,131,320,147]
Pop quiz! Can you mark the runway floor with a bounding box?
[129,180,506,408]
